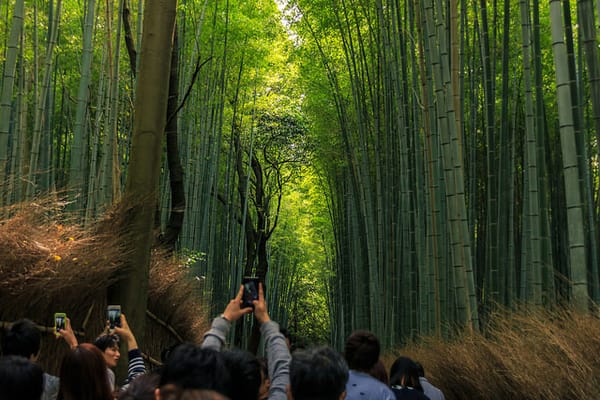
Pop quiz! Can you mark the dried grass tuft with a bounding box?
[386,308,600,400]
[0,198,209,374]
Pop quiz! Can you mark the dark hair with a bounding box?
[389,356,423,391]
[93,334,120,352]
[0,355,44,400]
[159,343,231,397]
[344,330,380,371]
[221,349,261,400]
[414,361,425,378]
[161,343,179,364]
[1,319,41,358]
[368,359,389,385]
[159,386,230,400]
[58,343,113,400]
[118,373,160,400]
[279,327,290,339]
[257,357,268,379]
[290,346,349,400]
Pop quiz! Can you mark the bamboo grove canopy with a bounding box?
[0,0,600,351]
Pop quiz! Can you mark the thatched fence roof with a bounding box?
[0,200,210,375]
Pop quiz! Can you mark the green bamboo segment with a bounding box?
[26,0,62,198]
[549,0,589,312]
[576,0,600,303]
[69,0,97,213]
[519,0,543,306]
[0,0,24,207]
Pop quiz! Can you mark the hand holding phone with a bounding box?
[252,282,270,324]
[107,305,122,330]
[222,285,254,321]
[54,313,66,336]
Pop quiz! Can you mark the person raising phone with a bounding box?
[2,318,76,400]
[93,313,145,392]
[200,283,290,400]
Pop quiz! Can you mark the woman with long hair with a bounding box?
[57,343,113,400]
[389,356,429,400]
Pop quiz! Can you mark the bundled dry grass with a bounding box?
[0,200,123,323]
[146,249,210,359]
[385,308,600,400]
[0,199,210,374]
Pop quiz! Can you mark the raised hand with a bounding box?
[223,284,254,322]
[57,317,78,349]
[253,283,270,324]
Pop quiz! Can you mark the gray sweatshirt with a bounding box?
[202,316,290,400]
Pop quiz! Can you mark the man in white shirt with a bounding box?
[343,330,395,400]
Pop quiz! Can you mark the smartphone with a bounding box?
[107,305,122,329]
[54,312,66,336]
[242,277,260,309]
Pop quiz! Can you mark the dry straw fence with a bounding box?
[386,307,600,400]
[0,199,210,375]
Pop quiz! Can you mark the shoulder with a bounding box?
[44,373,59,387]
[420,378,444,400]
[42,373,60,400]
[346,371,395,399]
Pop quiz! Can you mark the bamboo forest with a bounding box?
[2,0,600,367]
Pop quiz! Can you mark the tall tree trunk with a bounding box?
[122,0,137,77]
[161,28,186,251]
[107,0,177,379]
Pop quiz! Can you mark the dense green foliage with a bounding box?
[287,0,600,347]
[1,0,600,350]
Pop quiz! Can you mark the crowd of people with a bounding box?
[0,284,445,400]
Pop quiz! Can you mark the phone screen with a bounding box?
[107,306,121,329]
[242,277,260,308]
[54,313,66,333]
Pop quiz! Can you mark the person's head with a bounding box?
[1,319,41,360]
[58,343,113,400]
[389,356,422,391]
[221,349,261,400]
[93,333,120,368]
[158,343,231,398]
[290,346,349,400]
[118,373,160,400]
[0,355,44,400]
[158,387,230,400]
[279,327,292,350]
[343,330,380,372]
[368,359,389,385]
[161,343,179,364]
[414,361,425,378]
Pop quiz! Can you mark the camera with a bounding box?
[241,277,261,309]
[107,305,122,329]
[54,312,66,336]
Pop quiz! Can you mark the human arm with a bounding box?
[113,313,138,351]
[57,317,78,349]
[201,285,253,350]
[254,284,290,400]
[113,314,146,383]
